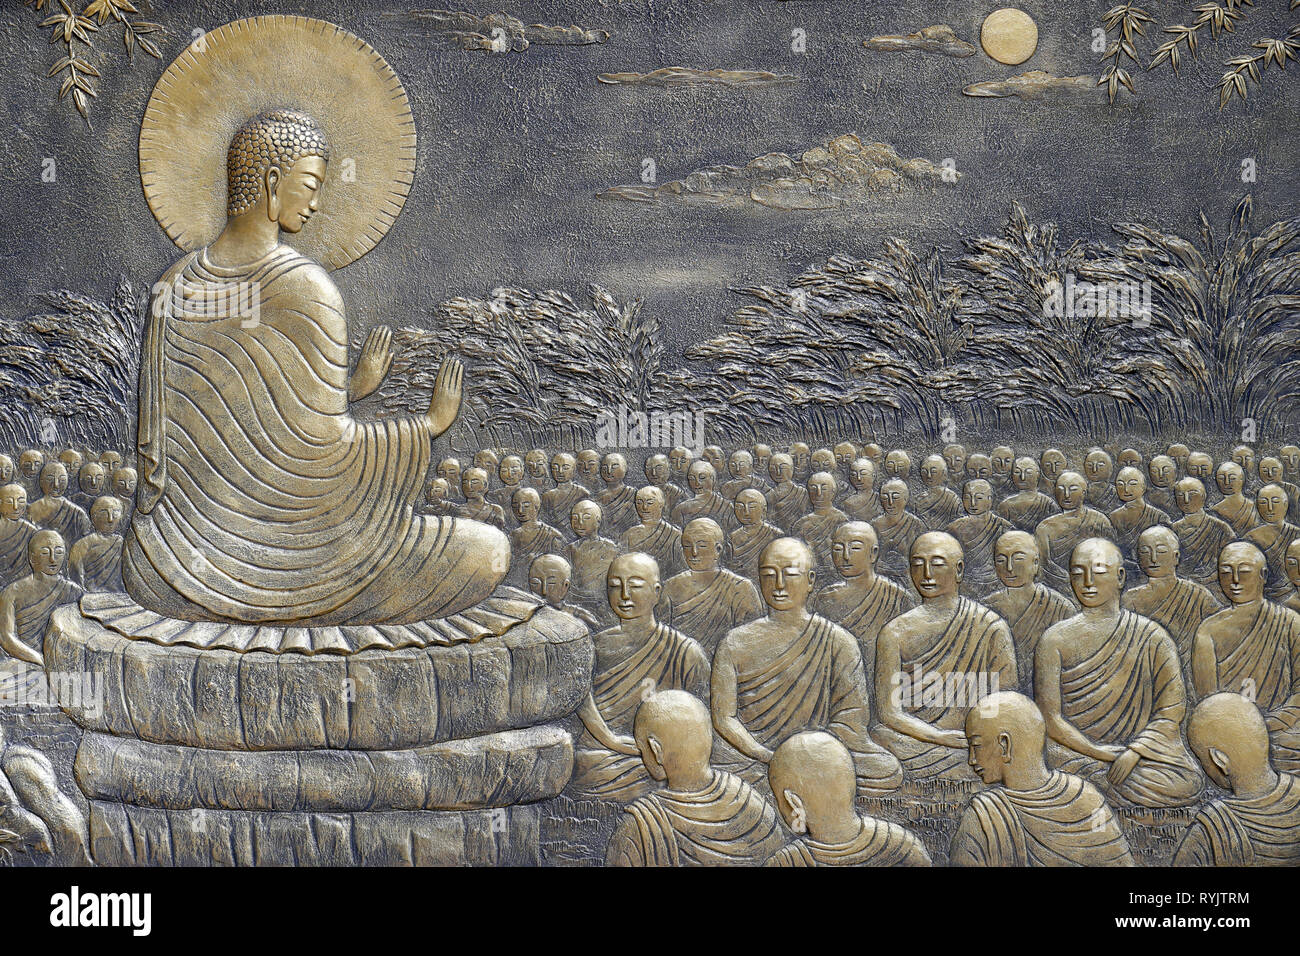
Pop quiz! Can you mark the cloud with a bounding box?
[863,24,975,57]
[598,133,959,210]
[597,67,796,88]
[963,71,1099,99]
[404,9,609,52]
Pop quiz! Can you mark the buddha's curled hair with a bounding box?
[225,109,331,216]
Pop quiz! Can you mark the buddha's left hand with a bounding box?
[427,356,464,436]
[349,325,394,401]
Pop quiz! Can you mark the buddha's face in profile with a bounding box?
[703,446,725,474]
[461,468,488,500]
[831,525,877,579]
[1216,462,1244,497]
[849,459,874,492]
[425,478,449,504]
[1219,543,1266,605]
[681,522,723,573]
[879,479,908,516]
[1256,485,1288,525]
[606,553,660,621]
[644,454,669,485]
[1259,457,1283,485]
[910,533,962,600]
[0,456,12,484]
[40,463,68,497]
[943,445,966,478]
[526,451,548,480]
[550,453,575,484]
[512,489,540,524]
[19,451,43,482]
[1281,446,1300,478]
[112,468,137,498]
[1118,449,1142,471]
[733,489,764,527]
[29,531,66,577]
[58,449,83,476]
[634,487,663,524]
[0,485,27,520]
[811,449,835,474]
[1012,457,1039,492]
[966,455,992,482]
[436,458,461,488]
[1136,528,1178,579]
[499,456,523,486]
[528,555,570,607]
[1285,539,1300,590]
[687,461,715,494]
[963,480,992,516]
[769,454,793,484]
[1167,444,1190,470]
[576,451,600,484]
[1054,471,1086,510]
[1115,467,1145,503]
[668,447,691,477]
[994,533,1038,588]
[1148,456,1175,489]
[601,454,627,485]
[80,463,106,496]
[834,442,856,471]
[1187,453,1213,481]
[758,539,815,612]
[264,154,325,234]
[807,473,835,509]
[1174,478,1205,516]
[1084,451,1112,482]
[991,447,1014,477]
[1069,539,1123,608]
[570,501,600,537]
[884,451,910,480]
[919,455,947,489]
[728,451,752,480]
[1232,446,1255,476]
[1040,449,1066,481]
[789,444,810,474]
[91,497,124,535]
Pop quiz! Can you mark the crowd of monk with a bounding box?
[2,439,1299,866]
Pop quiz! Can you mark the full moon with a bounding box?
[980,8,1038,65]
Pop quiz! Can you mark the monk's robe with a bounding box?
[1048,611,1203,807]
[26,497,90,550]
[1173,513,1235,587]
[1038,475,1062,498]
[728,522,782,580]
[872,511,925,581]
[456,499,505,530]
[1037,508,1115,593]
[766,817,931,867]
[1148,486,1179,519]
[1172,773,1300,866]
[672,492,735,533]
[913,487,961,531]
[0,518,35,587]
[510,522,567,584]
[721,476,761,501]
[1288,591,1300,613]
[595,485,638,534]
[1283,480,1300,525]
[950,771,1135,867]
[947,512,1014,596]
[659,569,761,654]
[566,535,620,606]
[792,507,849,570]
[1086,481,1120,514]
[985,584,1075,693]
[1246,522,1300,602]
[125,246,508,625]
[1212,496,1259,539]
[765,482,810,531]
[997,492,1059,533]
[0,573,84,697]
[1123,578,1220,687]
[605,769,784,866]
[731,614,903,796]
[842,490,881,522]
[815,576,915,683]
[1107,502,1170,567]
[1206,600,1300,772]
[873,597,1018,780]
[664,482,688,515]
[572,622,709,801]
[541,483,586,528]
[620,520,683,579]
[419,499,456,518]
[488,483,523,514]
[68,532,124,592]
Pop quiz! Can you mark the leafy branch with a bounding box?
[1218,26,1300,106]
[1150,0,1253,73]
[1099,3,1153,104]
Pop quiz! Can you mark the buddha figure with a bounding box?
[996,457,1059,532]
[667,446,694,506]
[1084,449,1120,513]
[873,532,1017,781]
[525,449,550,488]
[595,453,638,535]
[989,445,1015,499]
[1259,456,1300,525]
[1173,693,1300,866]
[68,496,126,592]
[0,531,82,670]
[111,467,137,505]
[489,454,525,517]
[508,488,565,586]
[660,518,761,654]
[573,557,710,803]
[1036,538,1203,808]
[721,450,760,501]
[621,486,683,580]
[951,692,1134,867]
[791,472,848,569]
[1172,477,1236,587]
[541,452,587,528]
[435,458,462,503]
[0,485,37,587]
[526,553,601,631]
[1037,448,1067,498]
[702,445,727,478]
[1123,526,1220,685]
[764,453,809,530]
[98,450,122,474]
[942,443,967,483]
[17,451,44,494]
[984,531,1074,690]
[1192,542,1300,772]
[1244,484,1300,602]
[643,453,683,514]
[1107,466,1170,574]
[815,521,915,681]
[27,463,90,549]
[1232,445,1258,494]
[946,479,1013,597]
[765,732,931,867]
[1146,454,1179,518]
[1034,471,1114,593]
[750,444,772,484]
[883,449,913,494]
[1211,460,1257,537]
[0,456,13,486]
[842,457,880,522]
[1286,538,1300,612]
[1167,443,1190,476]
[789,442,812,482]
[605,690,783,867]
[672,461,733,532]
[712,538,903,797]
[1187,451,1216,501]
[871,478,925,582]
[456,467,505,529]
[566,499,619,607]
[727,489,782,580]
[914,455,961,531]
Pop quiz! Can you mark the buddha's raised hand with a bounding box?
[348,325,394,401]
[427,356,464,437]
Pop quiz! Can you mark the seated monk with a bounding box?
[1037,449,1067,498]
[98,450,122,474]
[720,450,761,501]
[791,472,848,569]
[508,488,565,587]
[1107,466,1170,575]
[842,457,880,522]
[789,443,812,483]
[946,479,1013,597]
[566,499,619,608]
[1167,443,1191,476]
[621,486,683,579]
[873,532,1018,781]
[985,531,1074,692]
[643,453,683,515]
[1036,538,1203,808]
[1286,538,1300,612]
[1034,471,1115,594]
[17,451,44,497]
[667,446,694,509]
[728,489,781,580]
[713,538,903,796]
[541,452,587,528]
[111,467,137,506]
[124,109,510,624]
[861,442,884,466]
[605,690,782,866]
[989,445,1016,500]
[914,455,961,531]
[750,444,772,486]
[1084,448,1120,513]
[765,732,931,867]
[660,518,761,654]
[1192,542,1300,773]
[883,450,914,496]
[951,692,1134,867]
[1259,456,1300,526]
[1211,461,1258,538]
[1187,451,1217,502]
[833,441,859,489]
[73,461,107,512]
[0,456,13,486]
[0,485,36,588]
[595,453,638,535]
[68,497,126,592]
[1244,484,1300,602]
[1172,477,1235,588]
[1232,445,1259,495]
[672,461,734,532]
[573,554,710,802]
[1146,454,1179,518]
[1173,693,1300,866]
[455,468,505,529]
[764,453,809,531]
[526,553,601,631]
[435,458,462,503]
[1282,446,1300,523]
[1117,447,1143,474]
[965,453,993,486]
[489,455,524,516]
[942,444,967,484]
[810,448,836,480]
[573,449,600,493]
[27,463,90,551]
[1124,526,1221,686]
[816,521,915,681]
[871,478,925,583]
[472,448,498,475]
[420,477,454,517]
[997,457,1059,532]
[703,445,728,479]
[0,531,83,674]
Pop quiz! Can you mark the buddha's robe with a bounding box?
[792,508,849,569]
[1123,578,1220,687]
[456,499,505,530]
[1086,481,1120,513]
[124,246,508,625]
[873,597,1018,780]
[842,490,881,522]
[872,511,925,581]
[1173,513,1235,586]
[815,576,915,682]
[27,497,90,549]
[721,476,761,501]
[766,817,931,867]
[605,769,783,866]
[725,614,903,796]
[765,482,810,531]
[566,535,620,606]
[1148,486,1179,519]
[659,569,761,654]
[672,492,735,533]
[1245,522,1300,603]
[1288,591,1300,613]
[950,771,1135,867]
[914,487,961,531]
[997,492,1059,533]
[728,522,782,579]
[620,520,683,579]
[572,622,709,801]
[1036,508,1115,593]
[596,485,638,534]
[0,518,35,587]
[1047,611,1203,807]
[985,584,1075,693]
[541,483,586,528]
[1107,501,1170,569]
[947,513,1014,596]
[1202,600,1300,772]
[68,533,124,592]
[1172,773,1300,866]
[1212,496,1258,538]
